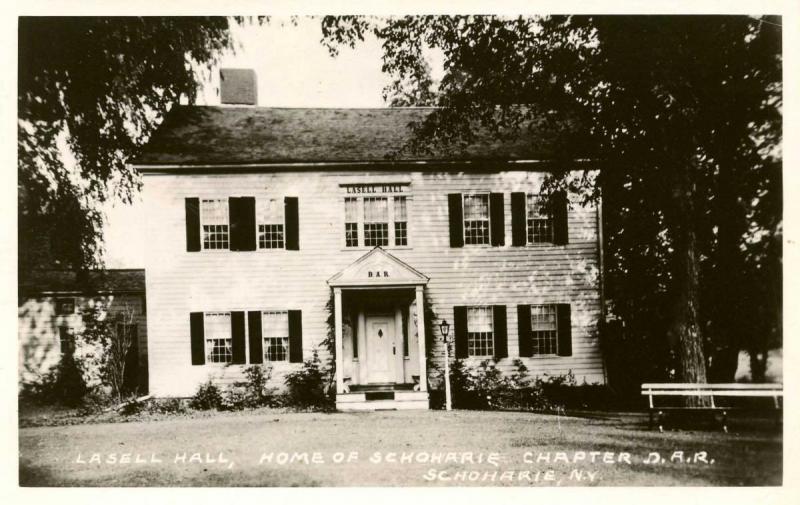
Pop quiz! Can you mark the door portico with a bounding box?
[328,247,430,410]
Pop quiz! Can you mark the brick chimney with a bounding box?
[220,68,258,105]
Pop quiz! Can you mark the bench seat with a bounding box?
[641,383,782,432]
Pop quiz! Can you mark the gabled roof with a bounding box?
[328,247,429,288]
[19,269,146,296]
[132,106,563,166]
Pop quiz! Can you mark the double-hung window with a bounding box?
[463,194,490,245]
[394,196,408,246]
[201,199,229,250]
[344,197,359,247]
[257,198,284,249]
[262,311,289,362]
[467,306,494,357]
[363,197,389,247]
[527,195,554,244]
[530,304,558,355]
[204,312,232,363]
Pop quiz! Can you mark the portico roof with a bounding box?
[327,247,429,288]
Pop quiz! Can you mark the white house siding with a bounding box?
[142,169,604,397]
[18,294,148,390]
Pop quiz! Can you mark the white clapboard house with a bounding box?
[131,69,605,411]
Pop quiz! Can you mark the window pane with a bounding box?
[205,312,232,363]
[262,311,289,362]
[259,224,284,249]
[257,198,283,223]
[201,199,228,225]
[527,194,553,243]
[364,223,389,246]
[345,197,359,221]
[467,306,493,356]
[394,196,407,221]
[464,195,489,220]
[202,199,229,250]
[364,197,388,222]
[530,305,558,355]
[394,222,407,246]
[464,194,490,245]
[345,197,359,247]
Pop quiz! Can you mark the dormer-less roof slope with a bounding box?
[19,269,146,296]
[132,106,567,166]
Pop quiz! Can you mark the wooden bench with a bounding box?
[641,383,783,432]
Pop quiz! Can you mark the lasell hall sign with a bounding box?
[343,183,407,194]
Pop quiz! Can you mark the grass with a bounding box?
[18,408,781,486]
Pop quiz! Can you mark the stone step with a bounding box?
[336,391,429,412]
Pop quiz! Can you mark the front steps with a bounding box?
[336,384,429,411]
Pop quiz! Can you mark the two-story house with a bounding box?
[132,69,605,411]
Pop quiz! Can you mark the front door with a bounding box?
[365,316,395,383]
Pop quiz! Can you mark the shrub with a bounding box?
[284,350,333,410]
[445,359,561,412]
[26,352,89,407]
[190,380,223,410]
[146,398,188,415]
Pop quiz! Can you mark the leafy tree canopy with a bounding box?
[18,16,260,273]
[321,15,782,385]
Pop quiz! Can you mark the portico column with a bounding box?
[334,287,345,394]
[415,285,427,392]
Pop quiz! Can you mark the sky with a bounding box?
[103,17,405,268]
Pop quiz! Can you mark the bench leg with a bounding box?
[648,410,653,430]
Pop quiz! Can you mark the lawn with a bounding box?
[18,409,782,486]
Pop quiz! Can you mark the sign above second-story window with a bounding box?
[341,183,409,195]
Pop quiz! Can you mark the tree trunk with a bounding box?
[671,161,708,405]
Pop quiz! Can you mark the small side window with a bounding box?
[55,298,75,315]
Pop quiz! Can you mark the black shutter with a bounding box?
[556,303,572,356]
[454,306,468,359]
[288,310,303,363]
[284,197,299,250]
[185,198,201,252]
[492,305,508,359]
[517,305,532,357]
[511,192,527,246]
[230,197,256,251]
[552,191,569,245]
[489,193,505,246]
[448,194,464,248]
[231,311,246,364]
[190,312,205,365]
[248,311,263,364]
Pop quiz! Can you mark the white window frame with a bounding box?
[343,195,412,249]
[204,312,233,364]
[462,193,492,246]
[200,199,230,251]
[466,306,494,357]
[261,310,290,363]
[256,197,285,250]
[529,304,559,356]
[526,194,555,245]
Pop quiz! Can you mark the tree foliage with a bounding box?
[321,15,782,386]
[18,17,254,273]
